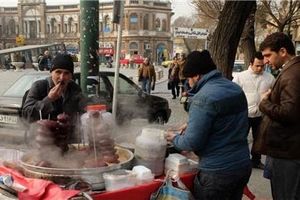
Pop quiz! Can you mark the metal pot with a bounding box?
[19,147,134,190]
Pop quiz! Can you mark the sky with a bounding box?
[0,0,195,20]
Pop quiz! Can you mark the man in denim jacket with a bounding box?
[166,50,251,200]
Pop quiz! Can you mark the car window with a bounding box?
[233,61,245,72]
[107,75,139,94]
[3,74,47,97]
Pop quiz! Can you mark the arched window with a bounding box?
[129,42,138,49]
[129,13,138,30]
[8,19,16,34]
[143,14,149,30]
[68,17,73,33]
[64,24,67,33]
[46,24,50,33]
[162,19,167,32]
[155,18,161,31]
[104,15,111,32]
[50,18,57,33]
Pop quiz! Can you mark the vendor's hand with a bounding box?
[261,89,271,101]
[165,130,178,143]
[48,82,65,101]
[178,123,187,135]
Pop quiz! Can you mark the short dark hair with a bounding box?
[259,32,295,55]
[250,51,264,64]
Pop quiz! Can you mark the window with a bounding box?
[68,17,73,33]
[162,19,167,31]
[104,15,111,32]
[107,75,138,95]
[8,19,16,34]
[129,13,138,30]
[155,18,161,31]
[143,14,149,30]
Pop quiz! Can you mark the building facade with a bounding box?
[0,0,173,64]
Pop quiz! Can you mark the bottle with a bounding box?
[81,104,113,145]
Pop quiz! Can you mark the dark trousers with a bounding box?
[248,117,262,165]
[171,80,179,98]
[270,158,300,200]
[180,79,186,94]
[193,165,252,200]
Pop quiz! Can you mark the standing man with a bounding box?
[233,52,275,169]
[177,53,187,95]
[254,32,300,199]
[38,50,52,71]
[138,57,156,94]
[166,50,251,200]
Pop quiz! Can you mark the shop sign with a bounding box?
[99,48,114,55]
[174,27,208,39]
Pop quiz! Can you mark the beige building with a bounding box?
[0,0,173,64]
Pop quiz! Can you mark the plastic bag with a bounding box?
[150,171,194,200]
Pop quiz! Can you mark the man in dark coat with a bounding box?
[22,54,87,142]
[254,32,300,200]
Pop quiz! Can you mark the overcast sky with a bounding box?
[0,0,195,20]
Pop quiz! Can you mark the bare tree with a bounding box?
[258,0,300,33]
[209,1,256,79]
[240,5,257,68]
[192,0,257,77]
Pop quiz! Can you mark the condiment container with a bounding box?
[132,165,154,185]
[134,128,167,176]
[103,169,136,191]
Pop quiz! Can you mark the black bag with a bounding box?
[167,80,172,90]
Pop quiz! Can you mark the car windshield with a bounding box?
[233,61,245,72]
[3,74,48,97]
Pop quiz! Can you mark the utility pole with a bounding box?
[80,0,99,95]
[112,0,124,121]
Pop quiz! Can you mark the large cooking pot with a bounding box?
[20,147,134,190]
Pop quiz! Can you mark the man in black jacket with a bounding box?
[22,54,87,141]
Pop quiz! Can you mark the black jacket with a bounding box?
[22,77,86,122]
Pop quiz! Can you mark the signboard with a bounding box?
[99,48,114,55]
[174,27,208,39]
[16,35,25,46]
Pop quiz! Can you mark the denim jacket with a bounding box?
[173,70,250,171]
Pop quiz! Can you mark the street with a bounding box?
[0,67,272,199]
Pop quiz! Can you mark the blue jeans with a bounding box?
[141,78,151,94]
[270,157,300,200]
[193,165,251,200]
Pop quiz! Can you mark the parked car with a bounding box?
[0,71,171,144]
[232,60,246,78]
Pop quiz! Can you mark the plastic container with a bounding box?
[134,128,167,176]
[0,149,24,165]
[103,169,136,191]
[80,104,114,145]
[164,153,191,175]
[132,165,154,185]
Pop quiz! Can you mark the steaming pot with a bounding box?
[19,147,134,190]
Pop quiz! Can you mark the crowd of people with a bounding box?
[165,32,300,200]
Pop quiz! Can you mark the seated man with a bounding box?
[22,54,87,142]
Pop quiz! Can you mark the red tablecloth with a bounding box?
[91,172,196,200]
